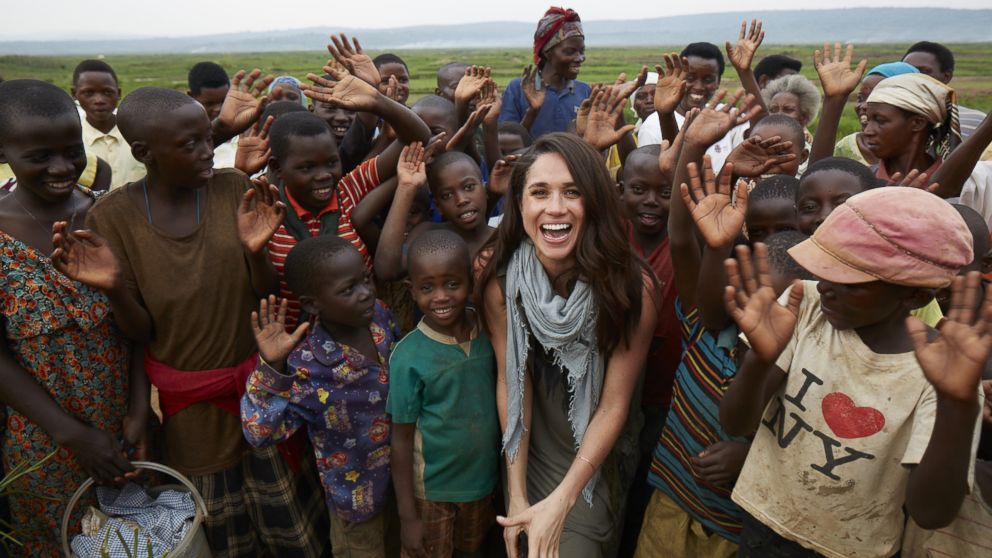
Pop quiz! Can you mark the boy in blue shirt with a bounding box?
[387,228,499,557]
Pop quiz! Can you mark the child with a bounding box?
[744,174,799,243]
[187,61,240,168]
[387,229,499,557]
[71,59,146,189]
[373,53,411,106]
[435,62,469,102]
[268,72,430,328]
[616,143,681,555]
[269,75,304,104]
[242,236,400,557]
[721,186,985,558]
[65,86,330,557]
[375,145,494,282]
[0,79,142,557]
[308,73,357,145]
[633,97,799,557]
[730,114,808,179]
[497,122,533,156]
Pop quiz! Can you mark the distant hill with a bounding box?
[2,8,990,55]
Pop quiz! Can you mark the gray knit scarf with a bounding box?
[504,240,603,505]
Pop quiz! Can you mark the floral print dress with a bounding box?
[0,227,130,556]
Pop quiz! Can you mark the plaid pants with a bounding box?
[400,495,495,557]
[190,445,331,557]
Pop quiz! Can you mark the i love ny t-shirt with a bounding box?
[732,281,979,558]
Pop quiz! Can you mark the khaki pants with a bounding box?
[331,512,386,558]
[634,490,738,558]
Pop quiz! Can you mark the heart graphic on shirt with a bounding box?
[821,392,885,439]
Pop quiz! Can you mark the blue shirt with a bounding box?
[498,77,591,139]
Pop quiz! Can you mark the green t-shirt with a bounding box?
[386,320,499,502]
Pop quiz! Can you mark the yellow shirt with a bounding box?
[80,117,145,189]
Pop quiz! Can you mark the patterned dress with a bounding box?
[0,228,130,557]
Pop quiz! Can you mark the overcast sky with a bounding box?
[5,0,989,41]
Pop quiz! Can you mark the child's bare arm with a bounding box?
[680,158,749,330]
[374,143,426,281]
[928,112,992,198]
[654,54,688,143]
[391,422,427,556]
[454,66,491,125]
[480,80,503,170]
[725,19,768,127]
[905,272,990,528]
[0,319,135,483]
[304,71,430,181]
[719,244,801,436]
[351,176,399,253]
[808,43,868,165]
[124,344,151,461]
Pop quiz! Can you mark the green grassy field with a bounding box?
[2,44,990,138]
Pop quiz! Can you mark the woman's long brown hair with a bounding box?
[475,132,654,356]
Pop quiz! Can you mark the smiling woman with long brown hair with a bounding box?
[477,132,657,556]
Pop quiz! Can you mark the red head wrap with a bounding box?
[533,7,583,64]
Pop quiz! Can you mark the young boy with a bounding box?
[435,62,469,102]
[721,186,985,558]
[373,53,411,106]
[268,75,430,328]
[187,61,239,168]
[77,86,330,557]
[744,175,799,243]
[634,97,802,557]
[308,73,357,145]
[243,236,400,557]
[71,59,146,189]
[375,146,494,282]
[387,229,499,557]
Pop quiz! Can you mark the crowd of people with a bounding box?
[1,5,992,558]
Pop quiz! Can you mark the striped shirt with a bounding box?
[268,157,380,328]
[647,298,750,542]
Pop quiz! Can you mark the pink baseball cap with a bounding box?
[788,187,972,288]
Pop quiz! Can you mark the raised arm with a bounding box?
[929,111,992,198]
[303,70,430,182]
[905,272,990,528]
[654,54,688,143]
[719,244,800,436]
[725,19,768,127]
[237,177,285,297]
[808,43,867,165]
[213,69,275,146]
[374,143,427,281]
[520,65,546,131]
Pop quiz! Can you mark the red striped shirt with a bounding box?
[268,158,380,328]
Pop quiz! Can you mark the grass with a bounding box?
[2,43,990,138]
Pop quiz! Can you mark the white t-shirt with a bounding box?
[637,109,749,173]
[733,281,981,558]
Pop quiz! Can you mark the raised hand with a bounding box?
[455,65,492,105]
[653,53,688,116]
[238,177,286,254]
[218,69,275,136]
[303,70,381,112]
[51,222,123,292]
[888,169,941,194]
[725,134,798,177]
[447,104,491,152]
[575,83,602,137]
[681,157,748,248]
[612,66,649,102]
[327,33,381,86]
[907,272,992,402]
[814,43,868,99]
[489,155,519,196]
[582,86,636,151]
[683,89,759,149]
[725,19,764,72]
[235,115,274,175]
[479,80,502,126]
[521,65,545,112]
[724,243,804,363]
[252,295,310,370]
[397,142,427,190]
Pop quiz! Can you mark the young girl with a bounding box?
[0,80,143,556]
